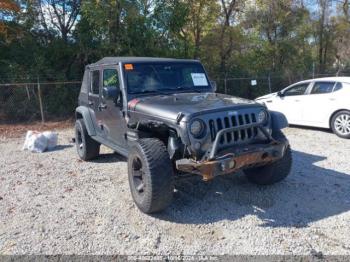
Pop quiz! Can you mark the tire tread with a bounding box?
[75,119,100,160]
[128,138,174,213]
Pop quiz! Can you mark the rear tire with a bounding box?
[331,110,350,139]
[128,138,174,214]
[244,130,292,185]
[75,119,100,160]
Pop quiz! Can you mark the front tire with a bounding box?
[331,110,350,139]
[244,130,292,185]
[128,138,174,214]
[75,119,100,161]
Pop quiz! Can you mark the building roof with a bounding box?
[88,57,200,67]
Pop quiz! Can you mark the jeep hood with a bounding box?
[130,92,262,122]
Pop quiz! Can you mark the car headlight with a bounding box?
[190,119,206,138]
[257,110,268,124]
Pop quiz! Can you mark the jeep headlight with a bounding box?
[257,110,268,124]
[190,119,206,138]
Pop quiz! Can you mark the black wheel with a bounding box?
[128,138,174,214]
[75,119,100,160]
[244,130,292,185]
[331,110,350,139]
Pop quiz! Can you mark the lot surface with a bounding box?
[0,126,350,255]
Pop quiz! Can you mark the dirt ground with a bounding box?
[0,120,73,139]
[0,125,349,255]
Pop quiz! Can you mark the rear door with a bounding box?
[88,69,105,137]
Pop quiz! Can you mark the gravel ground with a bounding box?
[0,126,350,255]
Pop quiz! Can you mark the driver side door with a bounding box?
[99,67,128,149]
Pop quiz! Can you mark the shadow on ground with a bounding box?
[289,124,333,134]
[90,153,126,164]
[47,144,73,152]
[156,150,350,227]
[59,143,350,228]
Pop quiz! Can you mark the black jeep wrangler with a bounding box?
[75,57,292,214]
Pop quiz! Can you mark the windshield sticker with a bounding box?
[191,73,208,86]
[124,64,134,70]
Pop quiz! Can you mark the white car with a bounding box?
[256,77,350,138]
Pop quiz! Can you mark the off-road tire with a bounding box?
[128,138,174,214]
[244,130,292,185]
[330,110,350,139]
[75,119,100,161]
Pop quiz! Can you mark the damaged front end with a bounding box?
[176,124,288,181]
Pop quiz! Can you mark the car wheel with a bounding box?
[75,119,100,160]
[331,110,350,139]
[244,130,292,185]
[128,138,174,214]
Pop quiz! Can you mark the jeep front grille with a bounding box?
[208,113,258,145]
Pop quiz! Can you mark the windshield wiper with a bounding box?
[162,86,202,93]
[130,86,204,95]
[129,90,158,95]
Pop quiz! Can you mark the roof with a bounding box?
[88,57,200,67]
[297,76,350,84]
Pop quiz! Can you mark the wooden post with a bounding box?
[224,77,227,94]
[37,77,45,124]
[25,84,31,100]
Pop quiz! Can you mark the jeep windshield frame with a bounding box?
[122,61,213,95]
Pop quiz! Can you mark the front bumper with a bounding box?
[176,124,288,181]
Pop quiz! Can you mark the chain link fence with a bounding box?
[216,76,280,99]
[1,72,349,124]
[216,72,350,99]
[0,81,81,124]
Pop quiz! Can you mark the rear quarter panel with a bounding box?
[325,82,350,128]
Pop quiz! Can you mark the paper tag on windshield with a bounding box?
[191,73,208,86]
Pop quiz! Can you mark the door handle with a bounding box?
[329,98,336,101]
[98,103,107,110]
[295,99,300,102]
[266,100,272,103]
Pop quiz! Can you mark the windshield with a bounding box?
[123,62,211,94]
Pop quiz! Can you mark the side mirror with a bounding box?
[277,91,284,97]
[210,81,217,92]
[102,86,119,100]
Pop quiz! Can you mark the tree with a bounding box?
[243,0,313,80]
[0,0,20,41]
[217,0,243,77]
[183,0,220,58]
[37,0,81,43]
[316,0,332,74]
[334,0,350,74]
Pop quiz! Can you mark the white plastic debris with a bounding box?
[22,131,58,153]
[42,131,58,150]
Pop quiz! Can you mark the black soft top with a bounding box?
[87,57,200,68]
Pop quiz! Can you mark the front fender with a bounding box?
[270,110,288,130]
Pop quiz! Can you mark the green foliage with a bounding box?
[1,0,350,121]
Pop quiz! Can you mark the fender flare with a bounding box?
[75,106,96,136]
[270,110,289,131]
